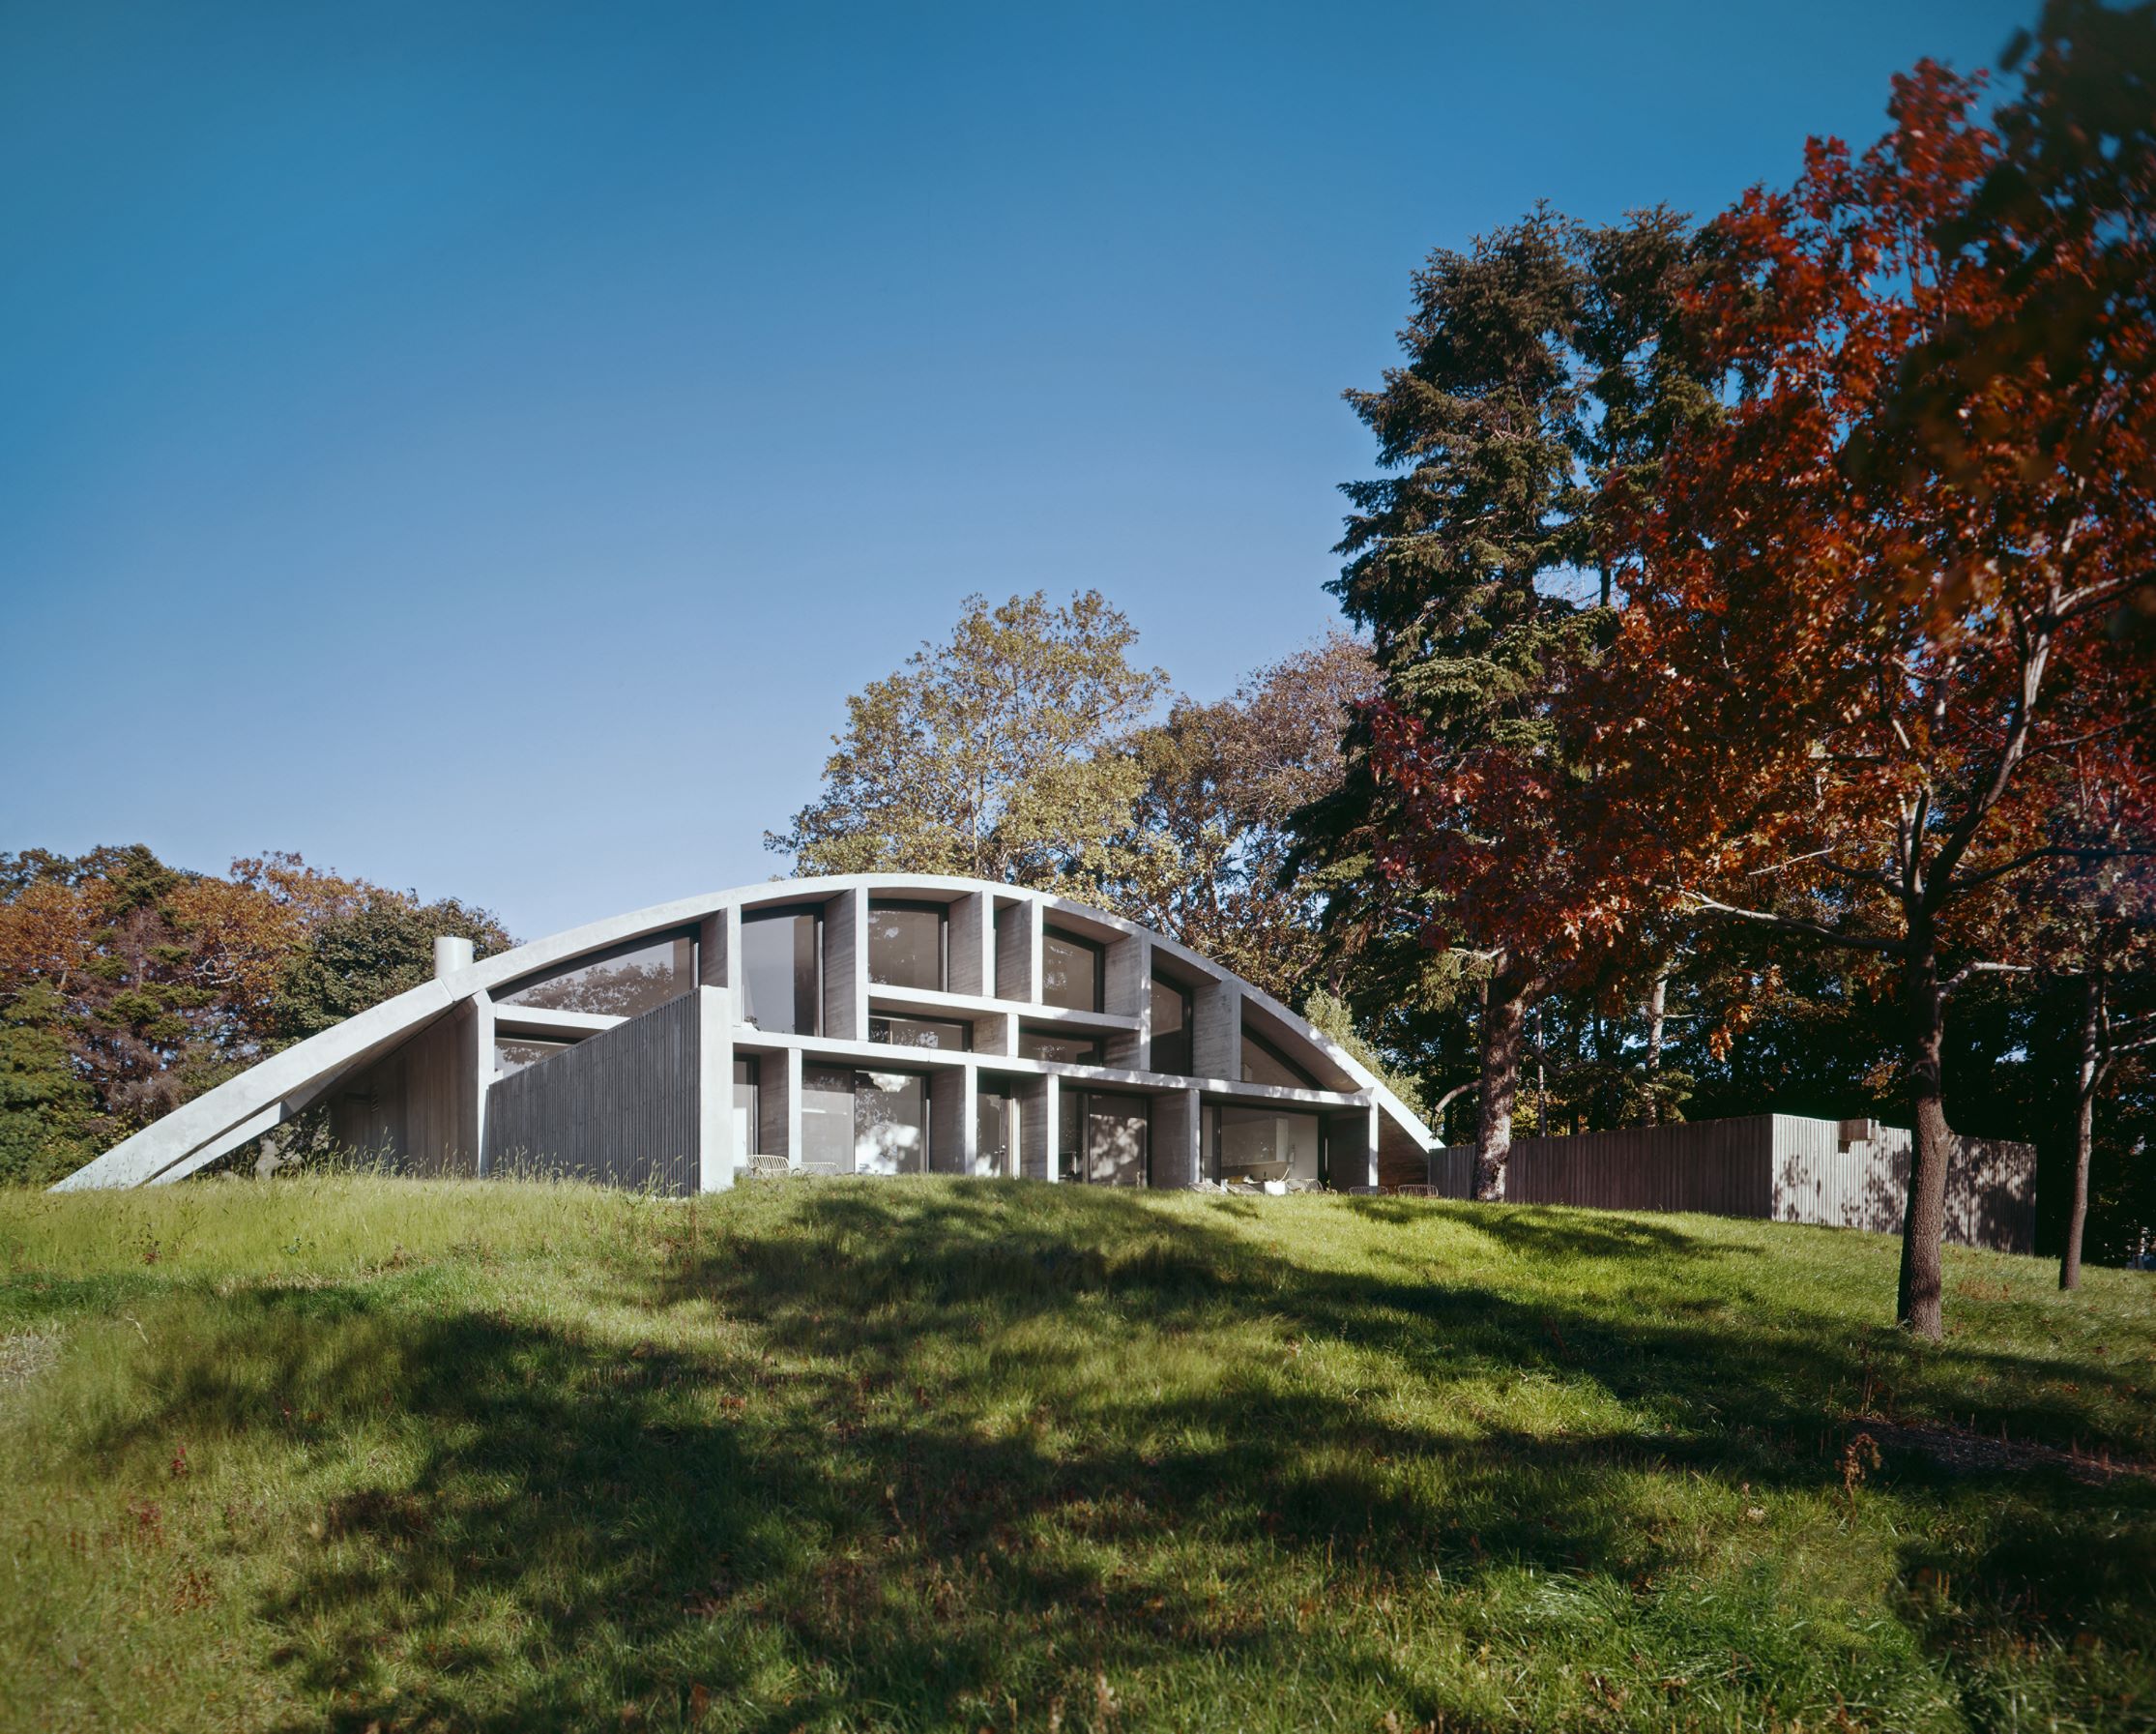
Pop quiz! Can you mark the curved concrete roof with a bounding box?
[52,874,1435,1190]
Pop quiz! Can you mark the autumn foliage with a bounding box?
[1366,14,2156,1333]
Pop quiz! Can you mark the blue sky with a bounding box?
[2,0,2029,939]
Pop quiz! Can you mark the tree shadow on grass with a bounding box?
[80,1181,2156,1732]
[1344,1195,1722,1265]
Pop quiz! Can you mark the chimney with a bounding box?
[433,935,476,979]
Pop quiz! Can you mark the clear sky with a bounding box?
[2,0,2031,939]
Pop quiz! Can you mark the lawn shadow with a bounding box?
[76,1180,2156,1731]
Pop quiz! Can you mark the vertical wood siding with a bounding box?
[1507,1117,1777,1216]
[328,1003,478,1175]
[482,992,701,1194]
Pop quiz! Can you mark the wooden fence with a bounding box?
[483,992,704,1193]
[1412,1112,2035,1252]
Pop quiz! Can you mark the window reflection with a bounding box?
[742,909,823,1036]
[1205,1104,1323,1185]
[870,1014,971,1051]
[495,1037,573,1076]
[501,934,695,1018]
[801,1064,853,1171]
[1041,926,1104,1013]
[1018,1026,1105,1065]
[1241,1024,1319,1090]
[1150,974,1193,1074]
[867,900,947,991]
[1059,1089,1149,1186]
[855,1070,928,1175]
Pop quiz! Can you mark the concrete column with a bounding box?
[700,910,732,991]
[1019,1073,1055,1180]
[762,1048,801,1164]
[1194,979,1241,1081]
[1151,1087,1202,1189]
[824,888,866,1040]
[996,897,1040,1002]
[434,935,474,979]
[1329,1102,1381,1193]
[697,987,736,1191]
[950,893,990,996]
[471,993,495,1177]
[1105,933,1149,1070]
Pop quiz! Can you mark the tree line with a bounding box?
[0,846,509,1187]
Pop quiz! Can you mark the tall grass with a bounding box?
[1,1177,2150,1732]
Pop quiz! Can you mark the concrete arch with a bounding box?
[52,875,1435,1191]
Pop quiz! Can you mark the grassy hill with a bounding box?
[1,1178,2151,1733]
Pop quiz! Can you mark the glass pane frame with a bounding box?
[1149,973,1194,1075]
[499,932,697,1019]
[869,1014,973,1052]
[1241,1023,1320,1091]
[1018,1025,1106,1066]
[854,1068,930,1176]
[1040,926,1105,1014]
[741,908,825,1037]
[866,898,949,992]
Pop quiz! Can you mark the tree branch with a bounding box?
[1677,890,1907,957]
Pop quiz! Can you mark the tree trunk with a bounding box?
[1896,927,1951,1340]
[1474,966,1532,1201]
[2060,973,2101,1292]
[1645,969,1669,1125]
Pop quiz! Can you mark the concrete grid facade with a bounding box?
[54,874,1437,1194]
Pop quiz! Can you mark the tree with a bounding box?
[1319,204,1708,1196]
[1106,632,1375,1003]
[0,846,510,1185]
[275,895,511,1042]
[1584,47,2156,1337]
[769,591,1167,891]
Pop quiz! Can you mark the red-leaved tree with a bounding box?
[1587,41,2155,1337]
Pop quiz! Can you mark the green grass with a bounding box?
[1,1178,2152,1733]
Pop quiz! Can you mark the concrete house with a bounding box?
[53,875,1439,1193]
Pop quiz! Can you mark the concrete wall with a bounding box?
[824,889,863,1040]
[995,896,1037,1001]
[1769,1114,2036,1252]
[482,991,704,1194]
[1193,977,1240,1080]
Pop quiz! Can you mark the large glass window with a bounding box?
[1150,974,1194,1075]
[741,909,822,1036]
[501,933,695,1018]
[870,1014,971,1052]
[1019,1026,1105,1065]
[855,1070,928,1175]
[495,1037,573,1076]
[1207,1104,1324,1185]
[977,1084,1017,1177]
[867,900,947,991]
[734,1056,759,1158]
[1041,926,1104,1013]
[801,1064,854,1171]
[1241,1024,1319,1090]
[1059,1090,1149,1186]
